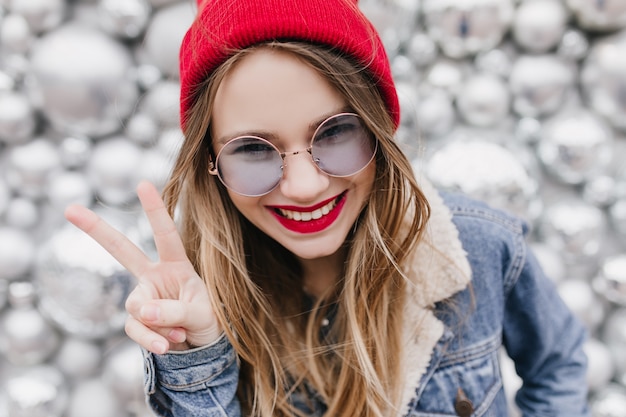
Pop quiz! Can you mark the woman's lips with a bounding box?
[268,192,347,234]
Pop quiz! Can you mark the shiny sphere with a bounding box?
[509,55,575,118]
[566,0,626,31]
[58,135,93,169]
[583,175,618,208]
[422,0,514,58]
[537,110,613,185]
[87,137,143,206]
[0,227,35,281]
[591,384,626,417]
[125,112,158,146]
[529,242,566,284]
[415,88,456,138]
[474,48,513,78]
[0,91,36,145]
[7,0,65,34]
[27,24,139,137]
[557,279,605,333]
[2,365,68,417]
[34,220,137,339]
[539,200,606,271]
[53,337,103,379]
[584,338,615,392]
[98,0,152,39]
[514,117,542,145]
[102,339,145,407]
[137,148,175,191]
[602,308,626,385]
[557,29,590,61]
[0,69,16,91]
[581,31,626,132]
[47,171,93,211]
[512,0,568,53]
[425,140,539,220]
[0,281,61,365]
[609,199,626,240]
[141,2,195,78]
[407,32,438,68]
[391,55,417,83]
[593,254,626,306]
[138,80,180,128]
[425,58,468,94]
[156,127,184,159]
[3,138,61,199]
[396,81,420,130]
[0,280,7,311]
[148,0,181,7]
[133,63,163,90]
[360,0,417,54]
[66,378,123,417]
[0,13,33,54]
[4,197,39,229]
[456,73,510,127]
[0,177,9,217]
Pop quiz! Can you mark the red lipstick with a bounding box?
[268,192,347,234]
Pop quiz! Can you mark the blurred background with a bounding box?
[0,0,625,416]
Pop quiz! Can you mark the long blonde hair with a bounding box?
[163,41,430,417]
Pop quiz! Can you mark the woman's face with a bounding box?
[211,49,376,261]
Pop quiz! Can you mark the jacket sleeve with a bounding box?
[142,333,242,417]
[502,245,590,417]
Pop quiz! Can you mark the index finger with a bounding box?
[64,204,151,278]
[136,181,189,263]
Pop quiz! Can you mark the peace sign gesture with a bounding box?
[65,181,222,354]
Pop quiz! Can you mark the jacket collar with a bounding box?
[398,178,472,415]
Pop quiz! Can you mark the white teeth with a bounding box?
[279,198,338,221]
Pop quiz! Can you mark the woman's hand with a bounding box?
[65,181,222,354]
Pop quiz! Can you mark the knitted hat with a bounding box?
[178,0,400,130]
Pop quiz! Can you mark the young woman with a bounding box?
[65,0,590,416]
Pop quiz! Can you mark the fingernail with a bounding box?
[141,305,159,321]
[151,341,167,355]
[168,329,185,343]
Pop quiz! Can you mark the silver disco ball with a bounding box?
[34,210,139,339]
[537,110,614,185]
[424,139,541,221]
[422,0,514,59]
[566,0,626,31]
[581,30,626,132]
[593,254,626,310]
[26,24,139,137]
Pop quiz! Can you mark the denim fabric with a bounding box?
[143,191,590,417]
[405,192,590,416]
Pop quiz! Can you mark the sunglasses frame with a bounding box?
[208,112,377,197]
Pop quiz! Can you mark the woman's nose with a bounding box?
[279,151,329,202]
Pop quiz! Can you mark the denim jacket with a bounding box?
[141,181,590,417]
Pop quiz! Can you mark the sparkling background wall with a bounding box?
[0,0,625,416]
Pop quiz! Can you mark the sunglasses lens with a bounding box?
[216,137,283,196]
[214,114,376,196]
[311,114,375,176]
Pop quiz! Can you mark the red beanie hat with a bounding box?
[178,0,400,130]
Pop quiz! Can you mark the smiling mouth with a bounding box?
[276,194,343,221]
[270,191,347,234]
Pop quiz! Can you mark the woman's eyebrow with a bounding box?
[215,130,279,145]
[215,106,353,145]
[308,106,353,131]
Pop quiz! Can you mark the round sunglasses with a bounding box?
[208,113,377,196]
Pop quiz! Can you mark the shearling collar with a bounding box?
[398,178,472,415]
